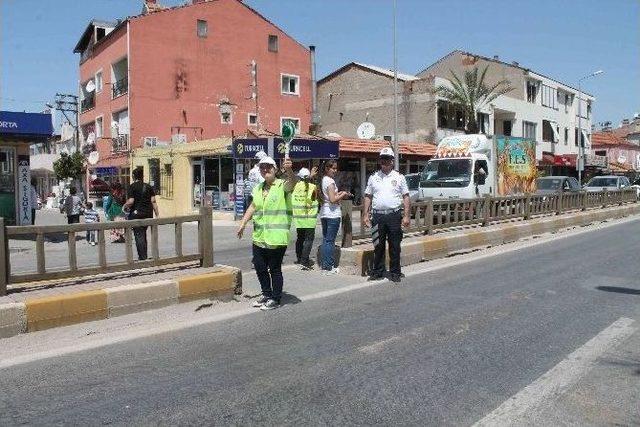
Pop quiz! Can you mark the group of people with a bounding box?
[237,147,411,311]
[57,167,159,259]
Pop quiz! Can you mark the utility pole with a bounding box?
[392,0,399,170]
[51,93,79,152]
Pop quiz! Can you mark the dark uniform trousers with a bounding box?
[371,210,403,276]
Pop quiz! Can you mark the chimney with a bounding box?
[493,55,499,60]
[310,45,320,129]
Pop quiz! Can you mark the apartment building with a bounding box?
[74,0,312,187]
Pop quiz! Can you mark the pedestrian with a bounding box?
[292,166,319,270]
[104,182,126,243]
[124,167,159,260]
[30,178,38,225]
[236,156,297,310]
[244,150,267,209]
[84,201,100,246]
[319,159,351,275]
[363,148,411,283]
[61,186,84,224]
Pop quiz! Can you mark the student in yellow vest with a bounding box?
[237,156,297,310]
[292,166,319,270]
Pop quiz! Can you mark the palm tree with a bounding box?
[433,65,514,134]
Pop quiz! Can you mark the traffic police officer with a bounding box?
[363,148,411,283]
[292,166,319,270]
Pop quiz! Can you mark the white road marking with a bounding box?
[473,317,637,427]
[0,216,638,369]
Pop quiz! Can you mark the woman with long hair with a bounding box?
[104,182,126,243]
[319,160,351,274]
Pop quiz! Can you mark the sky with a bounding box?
[1,0,638,128]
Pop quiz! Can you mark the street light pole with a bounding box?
[392,0,399,170]
[577,70,603,186]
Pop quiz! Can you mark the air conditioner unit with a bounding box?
[144,136,158,147]
[171,133,187,144]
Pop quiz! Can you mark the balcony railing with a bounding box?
[80,95,95,112]
[112,134,129,152]
[112,77,128,99]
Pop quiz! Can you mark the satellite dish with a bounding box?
[85,80,96,93]
[86,132,96,144]
[88,151,100,165]
[326,132,341,138]
[357,122,375,139]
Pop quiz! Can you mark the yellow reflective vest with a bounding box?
[291,181,318,229]
[251,179,292,246]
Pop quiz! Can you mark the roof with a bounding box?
[419,50,594,98]
[318,62,418,85]
[336,137,436,158]
[591,132,638,148]
[73,19,120,53]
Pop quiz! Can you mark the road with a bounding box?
[1,218,639,425]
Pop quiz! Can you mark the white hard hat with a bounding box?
[258,156,277,166]
[379,147,395,158]
[255,150,267,160]
[297,167,311,178]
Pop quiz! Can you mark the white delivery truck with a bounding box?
[419,134,537,200]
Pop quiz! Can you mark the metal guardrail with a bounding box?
[112,77,128,99]
[341,189,638,248]
[0,207,214,295]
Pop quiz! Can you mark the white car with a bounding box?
[583,175,631,192]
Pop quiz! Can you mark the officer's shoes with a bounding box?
[260,299,280,310]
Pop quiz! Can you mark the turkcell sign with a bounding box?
[232,138,338,159]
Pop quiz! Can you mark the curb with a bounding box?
[339,204,640,276]
[0,265,242,338]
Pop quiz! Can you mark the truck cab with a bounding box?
[420,134,494,200]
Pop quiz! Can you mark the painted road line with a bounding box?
[473,317,637,427]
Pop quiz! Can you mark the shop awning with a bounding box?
[553,154,577,168]
[539,152,555,165]
[338,138,436,158]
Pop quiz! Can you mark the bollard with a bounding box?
[341,200,353,248]
[199,206,214,267]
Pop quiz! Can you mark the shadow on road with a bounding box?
[281,292,302,306]
[596,286,640,295]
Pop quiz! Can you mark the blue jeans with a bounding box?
[321,217,341,270]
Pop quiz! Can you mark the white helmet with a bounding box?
[258,156,277,166]
[255,150,267,160]
[379,147,395,158]
[297,167,311,178]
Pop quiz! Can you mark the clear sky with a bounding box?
[2,0,638,127]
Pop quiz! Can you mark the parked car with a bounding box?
[535,176,581,195]
[405,173,421,203]
[583,175,631,192]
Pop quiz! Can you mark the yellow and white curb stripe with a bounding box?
[339,204,640,277]
[0,265,241,338]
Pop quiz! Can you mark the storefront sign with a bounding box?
[586,153,607,168]
[17,155,32,225]
[0,111,53,137]
[233,138,339,159]
[96,167,119,176]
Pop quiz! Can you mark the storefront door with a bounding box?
[0,147,16,224]
[192,158,202,209]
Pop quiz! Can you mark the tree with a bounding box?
[432,66,514,134]
[53,152,85,181]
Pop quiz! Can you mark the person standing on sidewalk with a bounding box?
[124,167,159,260]
[104,182,126,243]
[61,186,84,224]
[363,148,411,283]
[292,166,319,270]
[83,201,100,246]
[237,156,297,310]
[319,160,351,275]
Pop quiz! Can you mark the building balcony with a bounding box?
[111,134,129,152]
[112,77,128,99]
[80,95,95,112]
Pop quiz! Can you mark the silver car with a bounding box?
[584,175,631,192]
[536,176,581,195]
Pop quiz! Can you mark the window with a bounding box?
[281,74,299,95]
[574,128,586,147]
[248,113,258,126]
[383,135,393,142]
[160,164,173,198]
[268,35,278,52]
[95,71,103,93]
[577,97,589,119]
[564,128,569,145]
[280,117,300,134]
[526,81,538,103]
[541,84,557,109]
[587,102,592,119]
[564,94,571,113]
[197,19,208,38]
[437,100,467,131]
[477,112,489,134]
[148,159,160,194]
[220,111,232,124]
[503,120,512,136]
[542,120,558,143]
[95,116,103,139]
[523,121,537,140]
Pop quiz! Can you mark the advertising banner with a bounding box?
[495,136,538,195]
[233,138,339,160]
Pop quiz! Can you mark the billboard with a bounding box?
[495,136,538,195]
[233,138,339,159]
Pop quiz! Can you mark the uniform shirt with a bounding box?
[365,170,409,211]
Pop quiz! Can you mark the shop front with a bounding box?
[131,138,232,217]
[0,111,53,225]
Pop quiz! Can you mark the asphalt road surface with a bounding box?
[1,218,639,425]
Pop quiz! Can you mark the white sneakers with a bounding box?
[323,267,340,276]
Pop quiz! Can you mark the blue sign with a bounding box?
[96,167,118,176]
[0,111,53,137]
[233,138,339,159]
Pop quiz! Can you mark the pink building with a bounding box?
[74,0,313,182]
